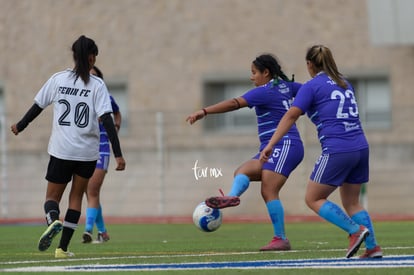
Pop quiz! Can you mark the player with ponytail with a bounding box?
[260,45,382,258]
[187,53,303,251]
[11,35,126,258]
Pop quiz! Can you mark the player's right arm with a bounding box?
[11,103,44,135]
[186,97,247,125]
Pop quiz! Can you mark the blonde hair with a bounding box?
[306,45,347,89]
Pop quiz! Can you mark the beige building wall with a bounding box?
[1,0,413,219]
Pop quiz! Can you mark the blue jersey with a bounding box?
[242,79,302,151]
[292,72,368,153]
[98,95,120,154]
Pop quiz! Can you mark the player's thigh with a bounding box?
[68,174,90,210]
[69,160,96,209]
[234,159,262,181]
[87,168,107,195]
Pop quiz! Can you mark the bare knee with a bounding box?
[305,193,315,210]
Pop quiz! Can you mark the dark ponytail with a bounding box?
[306,45,347,89]
[92,66,104,79]
[71,35,99,84]
[253,54,294,82]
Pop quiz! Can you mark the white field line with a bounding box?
[1,246,414,265]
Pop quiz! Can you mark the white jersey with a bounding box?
[34,69,113,161]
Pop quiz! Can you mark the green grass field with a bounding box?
[0,220,413,274]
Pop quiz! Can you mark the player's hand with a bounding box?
[10,124,19,135]
[186,110,205,125]
[259,145,273,163]
[115,156,126,171]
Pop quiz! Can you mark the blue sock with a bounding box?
[228,174,250,197]
[85,207,98,233]
[351,210,377,249]
[318,201,360,234]
[95,205,107,233]
[266,200,286,240]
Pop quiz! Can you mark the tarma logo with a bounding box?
[192,160,223,180]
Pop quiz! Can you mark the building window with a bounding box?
[203,79,256,133]
[348,75,391,129]
[107,82,128,135]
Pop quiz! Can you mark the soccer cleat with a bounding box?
[359,245,383,259]
[55,248,75,258]
[205,196,240,209]
[346,225,370,258]
[260,236,291,251]
[82,231,93,243]
[38,220,63,251]
[96,231,110,243]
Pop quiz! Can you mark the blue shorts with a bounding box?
[97,132,110,171]
[254,138,304,177]
[96,153,110,171]
[310,148,369,186]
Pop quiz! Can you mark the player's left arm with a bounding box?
[101,112,126,171]
[110,95,122,131]
[101,113,122,157]
[113,111,122,132]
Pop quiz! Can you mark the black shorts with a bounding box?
[46,155,97,184]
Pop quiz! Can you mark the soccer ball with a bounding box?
[192,202,223,232]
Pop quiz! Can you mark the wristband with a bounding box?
[202,108,208,116]
[233,98,241,109]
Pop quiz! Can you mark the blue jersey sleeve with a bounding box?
[110,95,120,113]
[241,86,268,108]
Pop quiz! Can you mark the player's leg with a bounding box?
[259,170,291,251]
[44,183,66,225]
[307,180,369,258]
[95,205,110,242]
[43,156,69,225]
[56,160,95,257]
[83,168,106,242]
[229,159,262,196]
[352,209,382,258]
[259,139,303,251]
[38,182,66,251]
[205,159,261,209]
[84,153,109,243]
[38,156,71,252]
[306,152,361,231]
[341,182,382,258]
[341,149,382,258]
[93,169,110,242]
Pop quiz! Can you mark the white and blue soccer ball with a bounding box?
[192,202,222,232]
